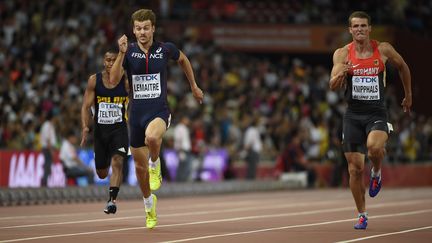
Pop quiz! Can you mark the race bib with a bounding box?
[97,102,123,124]
[351,76,380,100]
[132,73,161,99]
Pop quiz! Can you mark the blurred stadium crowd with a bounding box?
[168,0,431,34]
[1,0,431,172]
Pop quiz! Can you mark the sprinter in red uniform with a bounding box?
[329,11,412,230]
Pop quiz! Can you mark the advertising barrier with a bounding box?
[163,149,228,182]
[0,148,229,188]
[0,151,65,188]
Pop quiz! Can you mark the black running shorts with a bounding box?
[94,125,129,170]
[342,110,391,153]
[128,105,171,148]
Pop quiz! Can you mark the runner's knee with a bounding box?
[97,169,109,179]
[348,163,364,178]
[367,146,384,159]
[134,161,149,174]
[111,155,123,172]
[145,135,160,148]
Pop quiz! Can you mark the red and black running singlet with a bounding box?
[345,40,386,113]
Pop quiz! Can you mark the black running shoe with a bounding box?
[104,201,117,214]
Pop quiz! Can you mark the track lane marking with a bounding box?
[335,225,432,242]
[3,188,431,221]
[0,200,340,229]
[0,202,431,242]
[0,194,335,221]
[1,199,429,229]
[0,188,432,221]
[161,210,432,243]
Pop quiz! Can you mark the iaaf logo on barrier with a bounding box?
[8,152,66,188]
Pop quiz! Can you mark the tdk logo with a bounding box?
[131,52,146,58]
[353,76,378,83]
[135,74,158,81]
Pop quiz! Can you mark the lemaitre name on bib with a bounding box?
[132,73,161,99]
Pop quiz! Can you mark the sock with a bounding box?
[109,187,119,202]
[143,194,153,209]
[149,157,160,169]
[371,167,381,178]
[358,212,368,218]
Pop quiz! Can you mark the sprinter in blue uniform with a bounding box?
[110,9,204,229]
[81,51,129,215]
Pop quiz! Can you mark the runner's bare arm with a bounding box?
[177,51,204,104]
[330,47,350,91]
[379,42,412,113]
[110,35,127,86]
[80,74,96,147]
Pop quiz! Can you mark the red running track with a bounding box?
[0,188,431,243]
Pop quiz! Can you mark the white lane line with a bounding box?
[0,204,431,243]
[0,200,262,220]
[0,200,341,229]
[0,199,429,229]
[335,225,432,243]
[160,209,432,243]
[0,194,328,221]
[2,188,431,221]
[0,216,143,229]
[0,226,147,243]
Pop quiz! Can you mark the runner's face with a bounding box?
[349,18,371,41]
[133,20,154,46]
[104,53,117,73]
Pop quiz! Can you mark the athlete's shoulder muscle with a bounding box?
[377,42,395,57]
[378,42,405,66]
[87,74,97,90]
[333,46,348,64]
